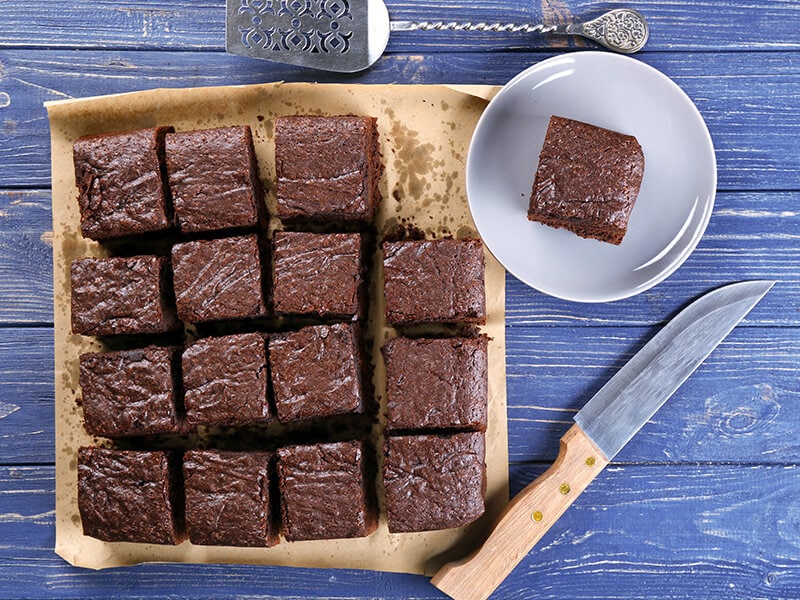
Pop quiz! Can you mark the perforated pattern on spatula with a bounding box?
[226,0,387,73]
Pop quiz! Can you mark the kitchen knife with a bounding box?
[431,279,775,600]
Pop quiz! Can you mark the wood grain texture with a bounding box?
[0,191,53,324]
[497,463,800,600]
[0,329,55,465]
[0,51,798,190]
[2,464,799,599]
[1,1,799,52]
[1,188,796,327]
[505,191,800,327]
[2,325,798,467]
[507,326,800,464]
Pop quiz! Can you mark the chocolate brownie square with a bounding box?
[269,323,364,423]
[183,450,278,547]
[382,238,486,326]
[383,432,486,533]
[528,115,645,245]
[272,231,363,319]
[383,335,488,432]
[79,346,184,438]
[171,234,267,323]
[70,255,179,336]
[73,126,174,240]
[274,115,382,222]
[77,447,184,544]
[182,332,270,426]
[165,126,265,234]
[277,441,376,541]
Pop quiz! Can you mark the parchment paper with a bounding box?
[46,82,507,574]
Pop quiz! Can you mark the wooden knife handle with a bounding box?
[431,424,610,600]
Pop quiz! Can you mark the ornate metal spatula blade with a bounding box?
[225,0,386,73]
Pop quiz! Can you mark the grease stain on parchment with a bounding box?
[388,108,436,201]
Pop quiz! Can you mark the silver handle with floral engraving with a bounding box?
[390,8,649,54]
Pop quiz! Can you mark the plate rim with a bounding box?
[466,51,717,303]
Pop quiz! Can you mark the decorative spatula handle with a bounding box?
[391,8,649,54]
[430,424,610,600]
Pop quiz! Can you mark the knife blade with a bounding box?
[431,280,775,600]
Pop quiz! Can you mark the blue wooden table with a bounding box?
[2,1,800,598]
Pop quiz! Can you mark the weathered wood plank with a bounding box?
[2,325,798,466]
[1,0,798,53]
[2,189,796,326]
[1,50,798,190]
[0,465,438,598]
[498,463,800,600]
[506,191,800,327]
[506,326,800,464]
[2,464,799,598]
[0,329,54,465]
[0,191,53,324]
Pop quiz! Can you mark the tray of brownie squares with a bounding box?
[68,108,492,549]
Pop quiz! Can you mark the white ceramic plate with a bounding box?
[467,52,716,302]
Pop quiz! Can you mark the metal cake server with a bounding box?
[226,1,649,73]
[431,280,774,600]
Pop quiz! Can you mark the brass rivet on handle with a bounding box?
[559,483,571,495]
[586,456,596,467]
[531,511,543,522]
